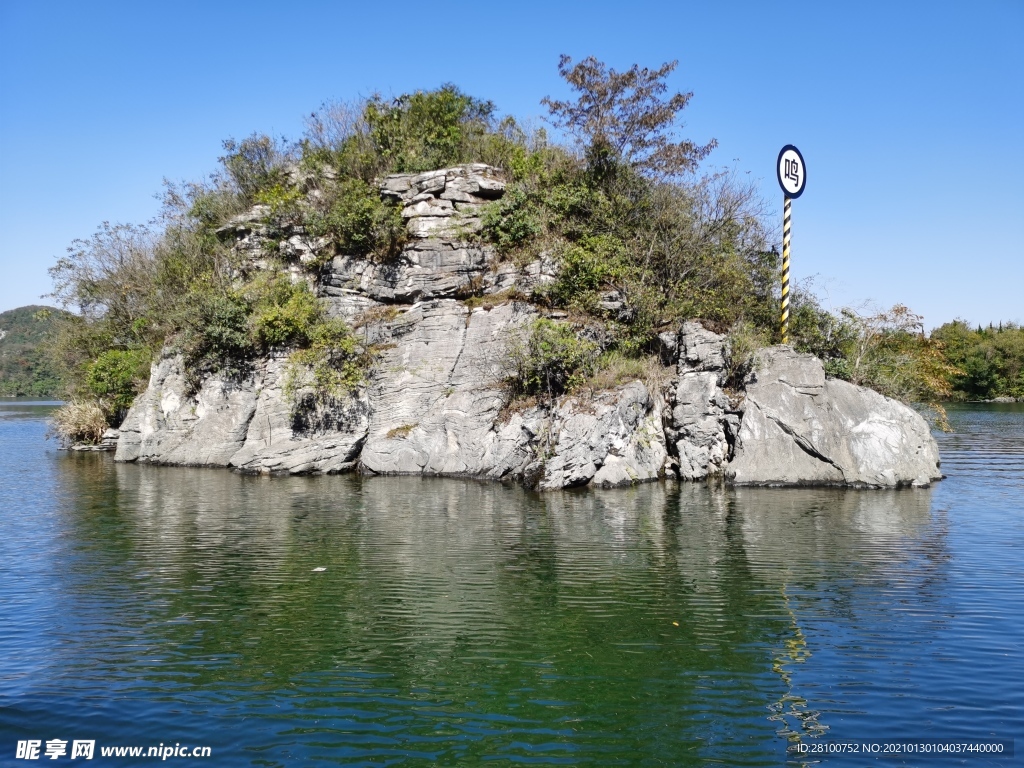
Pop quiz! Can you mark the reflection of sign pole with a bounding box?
[777,145,806,344]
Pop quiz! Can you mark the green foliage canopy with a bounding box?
[364,85,495,174]
[932,321,1024,399]
[506,319,600,402]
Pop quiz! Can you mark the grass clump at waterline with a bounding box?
[48,399,108,445]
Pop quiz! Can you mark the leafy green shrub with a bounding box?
[480,187,541,251]
[364,85,494,173]
[543,176,603,224]
[307,178,406,262]
[546,239,621,310]
[248,276,322,348]
[285,318,365,407]
[175,287,252,379]
[839,305,960,427]
[85,348,151,418]
[822,357,853,380]
[788,288,857,375]
[184,184,244,237]
[724,321,770,389]
[302,92,547,185]
[220,134,291,202]
[167,269,368,404]
[254,183,303,224]
[507,319,599,401]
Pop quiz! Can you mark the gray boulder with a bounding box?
[227,357,368,475]
[116,354,260,466]
[321,165,509,304]
[358,299,534,476]
[317,296,665,488]
[669,371,736,480]
[323,239,496,303]
[678,320,727,371]
[382,164,505,240]
[727,346,941,487]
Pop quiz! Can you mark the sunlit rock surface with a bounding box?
[115,165,942,489]
[727,347,942,487]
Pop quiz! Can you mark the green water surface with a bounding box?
[1,402,1021,765]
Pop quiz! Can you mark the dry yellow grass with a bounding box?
[49,400,108,445]
[584,352,672,396]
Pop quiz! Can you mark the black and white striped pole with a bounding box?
[776,145,806,345]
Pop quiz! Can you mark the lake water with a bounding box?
[1,400,1021,766]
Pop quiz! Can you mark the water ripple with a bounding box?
[0,401,1021,765]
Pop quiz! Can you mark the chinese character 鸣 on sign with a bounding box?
[785,158,800,186]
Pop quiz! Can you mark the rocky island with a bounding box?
[46,68,952,488]
[112,164,940,489]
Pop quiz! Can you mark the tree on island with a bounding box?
[542,55,717,180]
[44,56,965,442]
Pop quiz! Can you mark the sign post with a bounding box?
[776,145,806,344]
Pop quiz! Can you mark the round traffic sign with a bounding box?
[777,145,806,199]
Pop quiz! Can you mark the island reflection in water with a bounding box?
[18,449,956,765]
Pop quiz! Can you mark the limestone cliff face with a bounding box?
[116,353,368,474]
[114,165,942,489]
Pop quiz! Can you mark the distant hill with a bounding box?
[0,305,70,397]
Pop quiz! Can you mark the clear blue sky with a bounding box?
[1,0,1021,329]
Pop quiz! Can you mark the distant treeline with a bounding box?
[932,321,1024,400]
[0,306,67,397]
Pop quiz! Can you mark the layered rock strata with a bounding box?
[116,353,369,474]
[114,164,942,489]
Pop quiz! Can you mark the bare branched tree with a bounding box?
[542,55,717,179]
[304,98,369,152]
[48,222,158,325]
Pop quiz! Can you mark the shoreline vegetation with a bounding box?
[14,56,1020,444]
